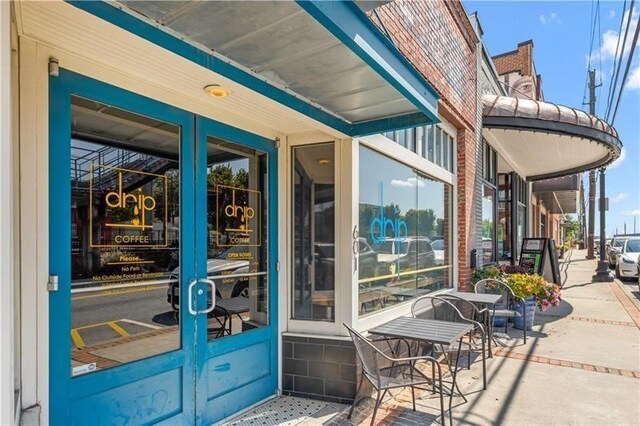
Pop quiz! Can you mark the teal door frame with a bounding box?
[195,116,279,424]
[49,69,278,425]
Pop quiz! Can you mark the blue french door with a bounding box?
[49,70,277,425]
[194,117,278,424]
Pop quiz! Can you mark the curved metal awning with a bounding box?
[482,95,622,181]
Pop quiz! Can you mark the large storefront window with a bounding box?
[384,124,455,173]
[481,140,497,264]
[358,146,452,316]
[482,184,496,264]
[292,143,336,321]
[498,174,512,260]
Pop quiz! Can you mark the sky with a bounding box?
[465,0,640,237]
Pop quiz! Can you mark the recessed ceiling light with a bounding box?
[318,158,331,165]
[204,84,229,98]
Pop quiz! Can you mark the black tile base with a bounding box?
[282,335,357,403]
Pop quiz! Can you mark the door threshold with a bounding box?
[213,393,279,426]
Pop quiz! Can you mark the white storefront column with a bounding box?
[0,0,16,424]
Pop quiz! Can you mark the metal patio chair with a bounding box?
[344,324,444,426]
[411,295,487,390]
[474,278,527,344]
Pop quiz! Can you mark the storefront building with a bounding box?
[0,2,622,425]
[473,31,621,266]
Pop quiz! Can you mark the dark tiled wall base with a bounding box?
[282,335,357,404]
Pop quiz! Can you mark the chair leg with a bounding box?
[348,372,365,420]
[370,390,383,426]
[523,307,527,344]
[467,331,472,369]
[431,346,436,394]
[481,329,487,390]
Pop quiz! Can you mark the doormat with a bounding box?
[221,396,346,426]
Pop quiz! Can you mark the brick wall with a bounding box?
[371,0,478,129]
[371,0,479,287]
[493,40,533,76]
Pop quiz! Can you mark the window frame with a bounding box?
[354,133,457,332]
[481,140,498,265]
[284,136,346,336]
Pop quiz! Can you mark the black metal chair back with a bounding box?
[344,324,381,388]
[475,278,513,309]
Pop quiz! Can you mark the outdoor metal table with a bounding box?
[446,291,502,357]
[369,316,473,425]
[209,296,250,336]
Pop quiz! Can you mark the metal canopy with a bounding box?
[532,176,579,214]
[106,0,439,136]
[482,95,622,181]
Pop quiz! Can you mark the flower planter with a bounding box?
[514,297,536,331]
[491,303,507,328]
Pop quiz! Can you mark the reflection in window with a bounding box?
[70,96,180,377]
[358,146,452,316]
[205,138,269,341]
[498,174,512,260]
[292,144,335,321]
[482,184,496,264]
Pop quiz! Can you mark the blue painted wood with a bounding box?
[50,67,279,426]
[70,368,184,425]
[196,116,278,424]
[49,69,197,425]
[351,112,438,137]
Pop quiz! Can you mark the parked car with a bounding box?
[431,238,445,265]
[636,255,640,290]
[375,237,435,274]
[615,237,640,280]
[607,236,627,268]
[167,245,251,312]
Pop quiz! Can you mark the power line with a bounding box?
[611,8,640,125]
[605,0,634,120]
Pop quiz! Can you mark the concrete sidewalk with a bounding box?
[224,249,640,425]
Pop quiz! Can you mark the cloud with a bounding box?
[609,9,616,18]
[626,65,640,91]
[614,192,629,203]
[623,210,640,216]
[539,12,563,26]
[390,177,424,188]
[589,7,640,65]
[608,147,627,169]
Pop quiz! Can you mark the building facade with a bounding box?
[0,1,622,425]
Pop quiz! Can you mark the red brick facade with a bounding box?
[493,40,534,76]
[371,0,479,287]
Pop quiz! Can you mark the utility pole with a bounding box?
[586,69,611,281]
[579,176,586,249]
[586,70,598,260]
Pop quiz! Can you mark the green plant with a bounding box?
[472,265,501,283]
[503,273,562,311]
[503,273,545,299]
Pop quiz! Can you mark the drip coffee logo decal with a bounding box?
[90,164,168,248]
[216,184,261,247]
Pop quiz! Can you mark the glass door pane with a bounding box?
[205,136,269,340]
[69,95,181,375]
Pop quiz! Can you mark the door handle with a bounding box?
[187,278,198,316]
[198,278,216,314]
